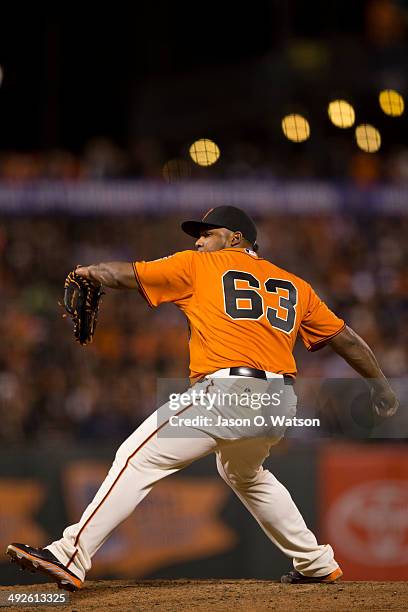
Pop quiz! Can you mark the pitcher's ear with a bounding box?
[231,231,243,246]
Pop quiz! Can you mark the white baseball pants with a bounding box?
[46,373,339,581]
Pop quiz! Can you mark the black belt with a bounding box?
[229,367,294,385]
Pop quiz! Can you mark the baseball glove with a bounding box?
[63,270,103,345]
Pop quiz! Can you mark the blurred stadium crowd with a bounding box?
[0,212,406,444]
[0,137,408,185]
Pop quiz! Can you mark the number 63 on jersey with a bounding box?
[222,270,298,334]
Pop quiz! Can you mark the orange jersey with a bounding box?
[133,248,345,381]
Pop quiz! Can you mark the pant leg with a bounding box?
[47,405,217,581]
[215,437,339,576]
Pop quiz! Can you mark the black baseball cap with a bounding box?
[181,205,257,244]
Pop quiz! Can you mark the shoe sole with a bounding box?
[6,545,82,592]
[281,567,343,584]
[320,568,343,583]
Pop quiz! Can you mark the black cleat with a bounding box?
[6,543,83,592]
[281,567,343,584]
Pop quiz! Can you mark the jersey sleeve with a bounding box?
[298,283,345,351]
[133,250,195,307]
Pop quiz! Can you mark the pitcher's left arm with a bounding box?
[76,263,137,290]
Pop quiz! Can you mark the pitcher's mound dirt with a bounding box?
[1,579,407,611]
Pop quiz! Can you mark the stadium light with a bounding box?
[355,124,381,153]
[281,114,310,142]
[328,100,355,128]
[189,139,220,166]
[379,89,404,117]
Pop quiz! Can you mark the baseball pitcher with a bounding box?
[7,206,398,590]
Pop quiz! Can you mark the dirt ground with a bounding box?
[0,579,407,611]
